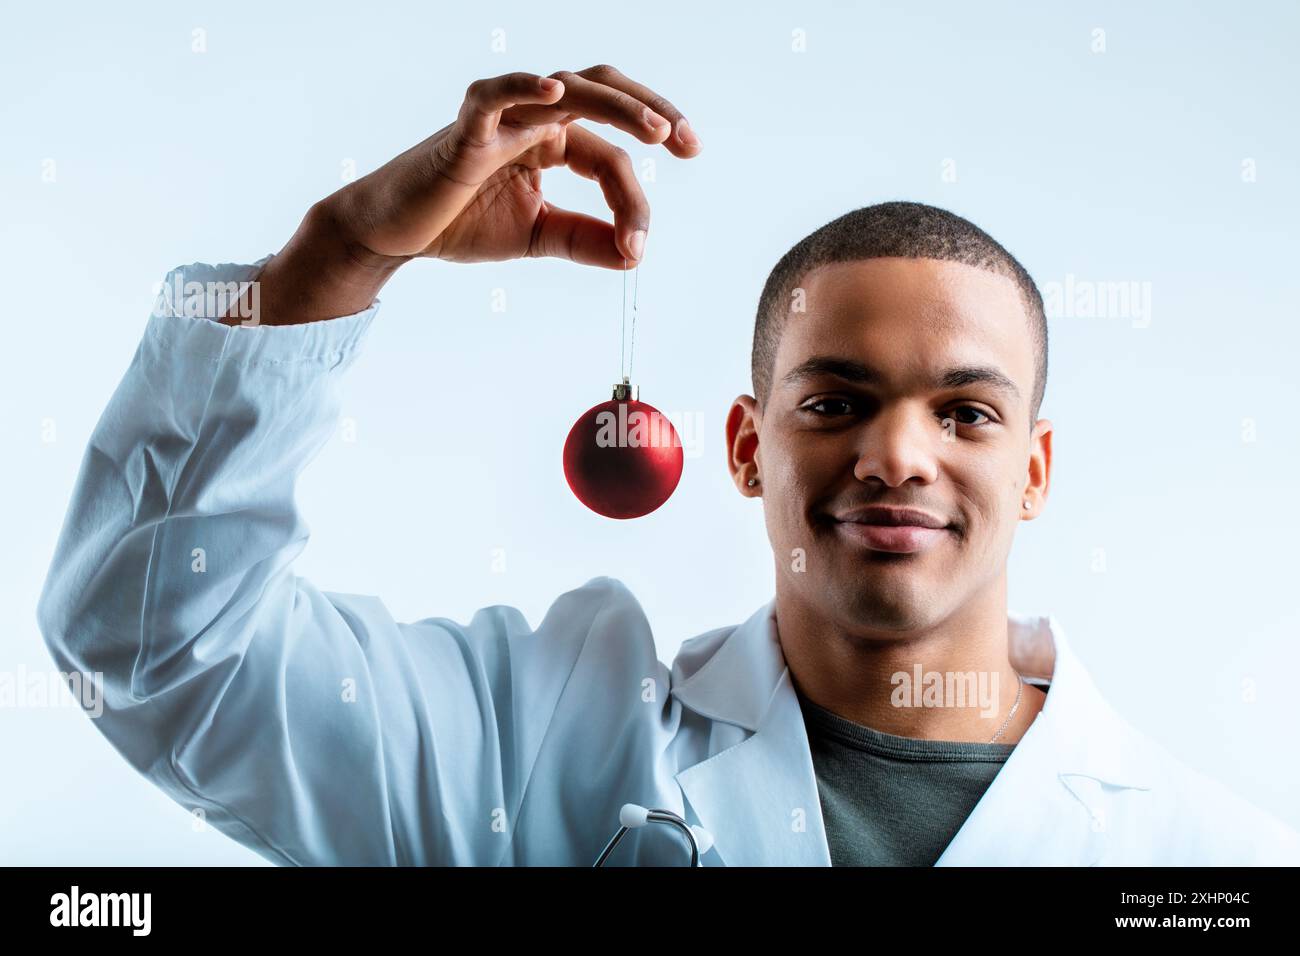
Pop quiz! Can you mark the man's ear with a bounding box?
[1022,418,1053,517]
[726,395,762,496]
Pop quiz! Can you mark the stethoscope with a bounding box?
[593,804,715,866]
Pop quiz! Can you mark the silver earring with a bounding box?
[747,477,759,487]
[1022,500,1031,510]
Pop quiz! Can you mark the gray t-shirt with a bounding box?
[795,684,1017,866]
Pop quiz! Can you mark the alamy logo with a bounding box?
[49,886,151,936]
[594,406,683,448]
[155,273,260,325]
[891,666,1000,718]
[0,666,103,716]
[1040,274,1152,328]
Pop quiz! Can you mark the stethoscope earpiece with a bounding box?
[594,803,713,866]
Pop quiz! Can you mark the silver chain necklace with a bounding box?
[988,671,1025,743]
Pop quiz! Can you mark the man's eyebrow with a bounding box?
[779,356,1021,402]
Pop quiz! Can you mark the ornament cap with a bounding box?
[612,377,640,401]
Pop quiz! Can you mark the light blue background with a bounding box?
[2,0,1297,864]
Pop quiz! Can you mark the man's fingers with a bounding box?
[528,203,636,270]
[456,65,700,163]
[574,64,701,157]
[458,72,566,146]
[561,123,650,262]
[507,69,676,148]
[437,65,695,267]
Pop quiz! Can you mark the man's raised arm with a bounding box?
[35,66,701,865]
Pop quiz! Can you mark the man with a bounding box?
[37,65,1299,865]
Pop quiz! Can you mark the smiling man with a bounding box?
[725,205,1057,864]
[37,65,1300,866]
[733,209,1052,748]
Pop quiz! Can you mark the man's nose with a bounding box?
[851,405,941,487]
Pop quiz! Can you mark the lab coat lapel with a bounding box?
[672,599,832,866]
[672,601,1154,867]
[934,614,1154,866]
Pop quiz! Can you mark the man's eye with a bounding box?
[801,400,993,426]
[945,406,991,426]
[805,398,856,416]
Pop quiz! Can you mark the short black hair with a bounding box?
[752,201,1047,428]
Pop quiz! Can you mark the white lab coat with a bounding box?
[37,259,1300,866]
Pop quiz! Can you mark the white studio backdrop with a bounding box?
[1,0,1296,864]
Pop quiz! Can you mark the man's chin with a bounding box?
[823,579,943,635]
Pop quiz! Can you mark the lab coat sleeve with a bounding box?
[35,258,599,866]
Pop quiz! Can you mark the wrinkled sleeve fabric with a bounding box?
[35,259,608,866]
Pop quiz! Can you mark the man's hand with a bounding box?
[227,65,700,326]
[343,64,700,265]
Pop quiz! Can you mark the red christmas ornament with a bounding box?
[563,378,683,519]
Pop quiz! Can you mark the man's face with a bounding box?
[728,257,1051,636]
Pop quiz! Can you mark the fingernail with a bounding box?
[539,77,559,91]
[628,230,646,259]
[676,119,700,146]
[642,107,670,130]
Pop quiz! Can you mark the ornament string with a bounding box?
[621,258,639,383]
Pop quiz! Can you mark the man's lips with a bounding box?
[830,506,952,554]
